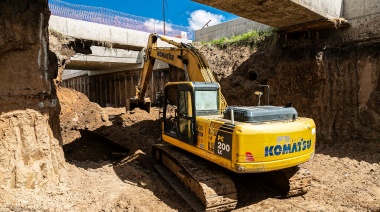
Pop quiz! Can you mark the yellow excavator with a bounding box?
[128,33,316,211]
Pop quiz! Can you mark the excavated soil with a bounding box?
[1,87,378,211]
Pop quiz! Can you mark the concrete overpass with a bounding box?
[49,15,191,79]
[192,0,349,33]
[49,15,191,106]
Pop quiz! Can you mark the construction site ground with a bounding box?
[1,87,378,211]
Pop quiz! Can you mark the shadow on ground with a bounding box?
[63,117,193,211]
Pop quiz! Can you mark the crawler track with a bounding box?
[250,166,312,198]
[152,144,237,212]
[153,144,311,211]
[280,166,312,197]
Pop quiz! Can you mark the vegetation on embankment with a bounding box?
[203,29,274,49]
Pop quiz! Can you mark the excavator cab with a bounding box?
[162,82,221,145]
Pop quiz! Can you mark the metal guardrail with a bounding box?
[49,0,193,40]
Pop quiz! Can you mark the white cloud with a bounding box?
[143,18,173,32]
[188,10,225,30]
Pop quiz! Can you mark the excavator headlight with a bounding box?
[311,127,316,135]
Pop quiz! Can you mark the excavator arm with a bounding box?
[127,33,227,113]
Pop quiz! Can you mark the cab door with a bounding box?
[177,85,195,144]
[163,84,196,145]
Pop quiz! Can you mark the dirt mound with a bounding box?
[57,87,111,144]
[57,86,161,170]
[97,107,161,151]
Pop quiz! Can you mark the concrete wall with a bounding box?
[195,18,269,42]
[66,47,143,71]
[329,0,380,42]
[296,0,343,18]
[62,60,168,80]
[343,0,380,19]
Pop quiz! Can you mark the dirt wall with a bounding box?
[0,0,65,189]
[198,37,380,144]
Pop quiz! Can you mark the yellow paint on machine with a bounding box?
[162,116,316,173]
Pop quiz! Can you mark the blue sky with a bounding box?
[61,0,239,30]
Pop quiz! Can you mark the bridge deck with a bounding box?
[192,0,348,31]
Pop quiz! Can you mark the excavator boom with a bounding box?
[126,33,227,113]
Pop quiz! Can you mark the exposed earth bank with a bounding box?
[0,0,65,191]
[195,37,380,145]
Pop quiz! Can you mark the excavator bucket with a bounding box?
[126,97,151,113]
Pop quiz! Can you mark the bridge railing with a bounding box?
[49,0,193,40]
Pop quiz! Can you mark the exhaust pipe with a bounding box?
[230,108,234,124]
